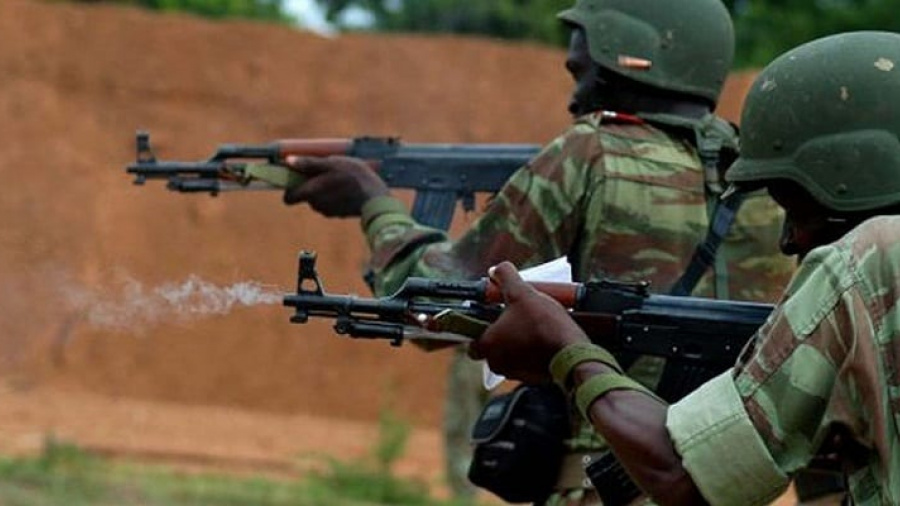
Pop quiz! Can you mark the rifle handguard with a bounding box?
[574,373,659,423]
[549,342,623,389]
[243,164,306,189]
[430,310,490,339]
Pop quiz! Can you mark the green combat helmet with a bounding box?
[557,0,734,105]
[727,31,900,213]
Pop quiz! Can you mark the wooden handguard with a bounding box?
[482,280,580,307]
[275,138,354,158]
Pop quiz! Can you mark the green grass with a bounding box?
[0,416,477,506]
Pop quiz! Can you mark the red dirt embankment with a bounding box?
[0,0,576,426]
[0,0,765,492]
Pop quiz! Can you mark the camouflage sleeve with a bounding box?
[668,217,900,504]
[363,122,605,296]
[666,371,791,505]
[665,242,850,505]
[360,195,448,295]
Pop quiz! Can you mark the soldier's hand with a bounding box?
[468,262,590,384]
[282,155,389,217]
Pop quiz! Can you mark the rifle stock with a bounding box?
[283,251,773,402]
[126,131,541,230]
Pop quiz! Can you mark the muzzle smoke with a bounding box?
[61,273,284,332]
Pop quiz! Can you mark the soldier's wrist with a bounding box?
[361,196,410,231]
[573,371,656,423]
[549,342,623,390]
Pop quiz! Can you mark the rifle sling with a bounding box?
[668,191,745,297]
[614,115,743,377]
[656,121,746,401]
[635,112,743,298]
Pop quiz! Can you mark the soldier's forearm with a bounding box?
[575,363,707,506]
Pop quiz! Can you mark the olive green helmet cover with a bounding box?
[727,31,900,213]
[557,0,734,105]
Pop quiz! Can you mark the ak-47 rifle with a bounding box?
[126,131,541,231]
[284,251,776,505]
[283,251,773,403]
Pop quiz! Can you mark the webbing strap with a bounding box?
[635,112,743,296]
[549,342,624,389]
[668,190,745,297]
[575,373,660,422]
[668,114,743,297]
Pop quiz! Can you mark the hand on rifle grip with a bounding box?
[281,155,389,217]
[469,262,589,384]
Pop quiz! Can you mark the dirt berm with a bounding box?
[0,0,757,430]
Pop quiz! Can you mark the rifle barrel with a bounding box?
[125,131,543,230]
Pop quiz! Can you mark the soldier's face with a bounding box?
[565,29,606,117]
[767,181,852,261]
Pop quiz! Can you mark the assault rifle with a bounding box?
[283,251,773,403]
[126,131,541,231]
[284,251,776,505]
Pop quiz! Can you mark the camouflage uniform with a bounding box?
[667,215,900,505]
[662,31,900,505]
[362,111,793,503]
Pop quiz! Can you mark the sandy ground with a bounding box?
[0,380,445,488]
[0,380,796,504]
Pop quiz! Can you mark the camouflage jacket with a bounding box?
[361,111,794,502]
[668,215,900,505]
[363,111,791,301]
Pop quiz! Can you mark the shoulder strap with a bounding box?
[638,113,744,296]
[668,190,745,296]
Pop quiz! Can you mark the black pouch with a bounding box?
[467,383,569,504]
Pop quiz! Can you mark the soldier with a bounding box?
[283,0,793,502]
[470,30,900,505]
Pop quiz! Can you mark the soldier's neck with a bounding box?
[636,99,711,119]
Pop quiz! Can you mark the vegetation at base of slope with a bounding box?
[0,410,477,506]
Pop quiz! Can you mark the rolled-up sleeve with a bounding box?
[666,371,790,506]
